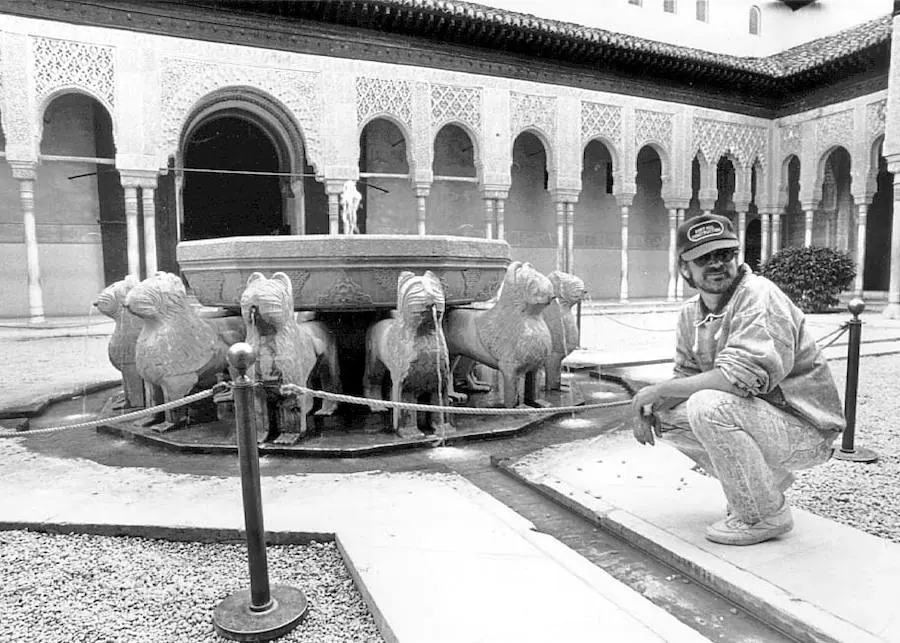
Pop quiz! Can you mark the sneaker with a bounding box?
[705,504,793,546]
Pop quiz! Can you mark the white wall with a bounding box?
[481,0,891,57]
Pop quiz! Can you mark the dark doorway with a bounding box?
[182,116,283,240]
[865,153,893,291]
[745,219,762,270]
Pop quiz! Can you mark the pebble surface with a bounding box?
[0,532,385,643]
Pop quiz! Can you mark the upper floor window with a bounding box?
[749,6,761,34]
[628,0,642,5]
[696,0,708,22]
[664,0,677,13]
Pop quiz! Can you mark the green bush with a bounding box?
[759,246,855,313]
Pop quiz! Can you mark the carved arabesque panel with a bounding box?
[160,58,321,169]
[635,109,672,152]
[356,76,413,130]
[780,124,801,158]
[816,109,854,156]
[510,91,556,143]
[431,83,482,133]
[32,36,115,111]
[692,118,767,169]
[867,99,887,139]
[581,101,621,148]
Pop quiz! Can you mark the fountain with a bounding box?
[94,231,590,456]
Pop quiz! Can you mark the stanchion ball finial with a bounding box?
[848,298,865,317]
[227,342,256,374]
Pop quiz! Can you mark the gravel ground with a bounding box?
[786,354,900,543]
[0,531,385,643]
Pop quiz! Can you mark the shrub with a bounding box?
[759,246,855,313]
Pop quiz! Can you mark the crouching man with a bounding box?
[632,214,844,546]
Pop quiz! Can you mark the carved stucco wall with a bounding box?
[510,91,557,165]
[161,57,321,173]
[430,82,483,166]
[581,100,622,161]
[692,118,768,171]
[816,109,855,159]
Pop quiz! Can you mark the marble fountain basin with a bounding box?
[177,234,510,311]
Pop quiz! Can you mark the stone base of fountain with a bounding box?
[95,371,616,457]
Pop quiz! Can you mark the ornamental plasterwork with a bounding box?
[356,76,413,130]
[161,58,321,169]
[780,124,801,158]
[32,36,115,111]
[692,118,767,169]
[816,109,854,155]
[0,33,33,154]
[510,91,556,142]
[430,83,482,134]
[635,109,672,151]
[581,101,622,147]
[866,99,887,138]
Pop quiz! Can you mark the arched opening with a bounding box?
[819,147,853,251]
[866,143,892,290]
[182,116,283,240]
[577,139,618,298]
[749,6,761,35]
[688,156,702,218]
[359,117,413,234]
[745,219,762,269]
[631,146,668,298]
[715,157,736,218]
[430,123,480,235]
[507,131,554,272]
[784,155,802,247]
[37,92,120,314]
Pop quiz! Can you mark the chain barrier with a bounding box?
[0,383,229,438]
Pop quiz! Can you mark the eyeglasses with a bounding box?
[691,248,737,267]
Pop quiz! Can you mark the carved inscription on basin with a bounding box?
[177,235,511,311]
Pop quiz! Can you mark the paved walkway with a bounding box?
[2,306,900,641]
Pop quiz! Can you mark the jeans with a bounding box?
[656,390,836,523]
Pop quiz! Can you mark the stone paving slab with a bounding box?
[504,430,900,643]
[0,438,709,643]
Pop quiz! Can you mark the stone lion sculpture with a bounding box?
[94,274,145,409]
[541,270,587,391]
[339,179,362,234]
[125,271,244,432]
[241,271,342,444]
[445,261,554,408]
[364,270,463,438]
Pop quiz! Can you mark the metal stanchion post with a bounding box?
[833,299,878,463]
[213,343,308,641]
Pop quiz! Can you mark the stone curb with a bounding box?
[492,457,884,643]
[0,379,121,420]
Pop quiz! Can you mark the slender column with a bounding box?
[620,205,629,301]
[855,204,868,296]
[414,185,430,236]
[482,197,495,239]
[141,186,158,276]
[737,210,747,264]
[804,209,814,247]
[555,201,566,272]
[565,201,575,274]
[667,208,678,301]
[885,177,900,318]
[290,178,305,235]
[772,212,782,254]
[327,192,340,235]
[760,211,771,263]
[123,185,141,277]
[496,198,506,241]
[175,170,185,242]
[11,162,44,322]
[675,208,685,299]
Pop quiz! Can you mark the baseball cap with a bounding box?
[677,214,739,262]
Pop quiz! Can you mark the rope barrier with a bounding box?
[591,309,677,332]
[0,385,227,438]
[816,323,850,350]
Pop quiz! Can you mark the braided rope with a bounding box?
[280,384,629,415]
[0,386,224,438]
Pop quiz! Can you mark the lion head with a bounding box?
[124,272,189,320]
[548,271,587,307]
[94,275,140,319]
[499,261,554,309]
[241,272,295,333]
[396,270,445,329]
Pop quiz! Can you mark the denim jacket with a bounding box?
[674,265,845,434]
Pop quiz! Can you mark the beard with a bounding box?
[695,266,737,294]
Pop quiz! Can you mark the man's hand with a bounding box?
[631,384,664,446]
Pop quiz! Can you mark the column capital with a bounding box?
[413,182,431,198]
[549,188,579,203]
[8,160,37,181]
[120,169,159,190]
[614,191,635,208]
[482,185,510,201]
[324,179,353,195]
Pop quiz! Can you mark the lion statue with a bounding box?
[541,271,587,391]
[364,270,463,438]
[445,261,554,408]
[125,271,244,432]
[94,275,145,409]
[241,272,342,444]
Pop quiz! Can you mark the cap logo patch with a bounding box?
[687,220,724,242]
